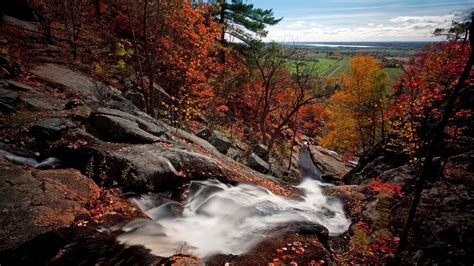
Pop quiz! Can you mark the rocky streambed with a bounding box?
[1,60,472,265]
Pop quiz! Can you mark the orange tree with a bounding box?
[321,55,390,153]
[116,0,223,120]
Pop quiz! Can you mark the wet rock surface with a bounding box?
[209,230,330,265]
[0,159,98,249]
[207,130,231,154]
[31,118,76,140]
[247,152,271,174]
[90,112,161,143]
[31,64,139,113]
[308,145,352,182]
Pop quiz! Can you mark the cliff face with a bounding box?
[343,144,474,264]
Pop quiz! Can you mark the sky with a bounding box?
[248,0,474,42]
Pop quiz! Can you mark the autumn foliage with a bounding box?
[387,41,472,155]
[369,177,404,197]
[321,55,390,153]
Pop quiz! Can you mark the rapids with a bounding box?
[117,178,351,258]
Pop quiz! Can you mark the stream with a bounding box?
[117,145,351,259]
[0,149,60,168]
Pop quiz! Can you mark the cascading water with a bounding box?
[117,145,351,259]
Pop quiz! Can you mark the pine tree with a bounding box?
[213,0,282,44]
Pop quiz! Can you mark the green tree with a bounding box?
[213,0,282,44]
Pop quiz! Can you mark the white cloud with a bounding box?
[265,13,458,42]
[286,20,306,29]
[390,14,454,25]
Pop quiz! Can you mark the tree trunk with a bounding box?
[287,124,298,171]
[218,0,226,63]
[94,0,101,17]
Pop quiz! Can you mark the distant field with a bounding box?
[384,67,404,83]
[288,56,403,84]
[287,58,339,74]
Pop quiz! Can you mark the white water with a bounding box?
[117,178,351,258]
[0,149,60,168]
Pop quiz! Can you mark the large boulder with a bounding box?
[31,64,138,113]
[103,145,183,191]
[308,145,352,181]
[52,126,291,196]
[90,114,160,144]
[89,108,166,144]
[0,159,99,250]
[208,130,231,154]
[254,144,269,161]
[226,147,241,160]
[247,153,271,174]
[344,145,409,185]
[0,55,22,79]
[167,126,221,157]
[0,91,17,114]
[0,79,64,111]
[123,90,146,111]
[31,118,76,140]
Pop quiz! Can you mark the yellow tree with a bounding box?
[321,55,389,153]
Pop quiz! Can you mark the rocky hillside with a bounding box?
[342,145,474,264]
[0,13,473,266]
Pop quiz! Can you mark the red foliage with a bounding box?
[369,177,404,197]
[387,41,472,152]
[370,235,399,257]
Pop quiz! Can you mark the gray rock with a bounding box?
[124,90,146,110]
[308,145,352,181]
[105,145,181,191]
[254,144,269,161]
[31,64,138,113]
[164,126,221,157]
[226,147,241,159]
[31,118,76,140]
[2,15,38,32]
[90,113,161,144]
[247,153,271,174]
[0,159,97,248]
[3,79,33,91]
[299,146,323,182]
[94,108,167,137]
[0,91,18,114]
[32,64,101,102]
[232,139,249,152]
[208,130,231,154]
[0,80,64,111]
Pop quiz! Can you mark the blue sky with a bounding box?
[248,0,474,42]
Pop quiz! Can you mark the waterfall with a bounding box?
[117,178,350,258]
